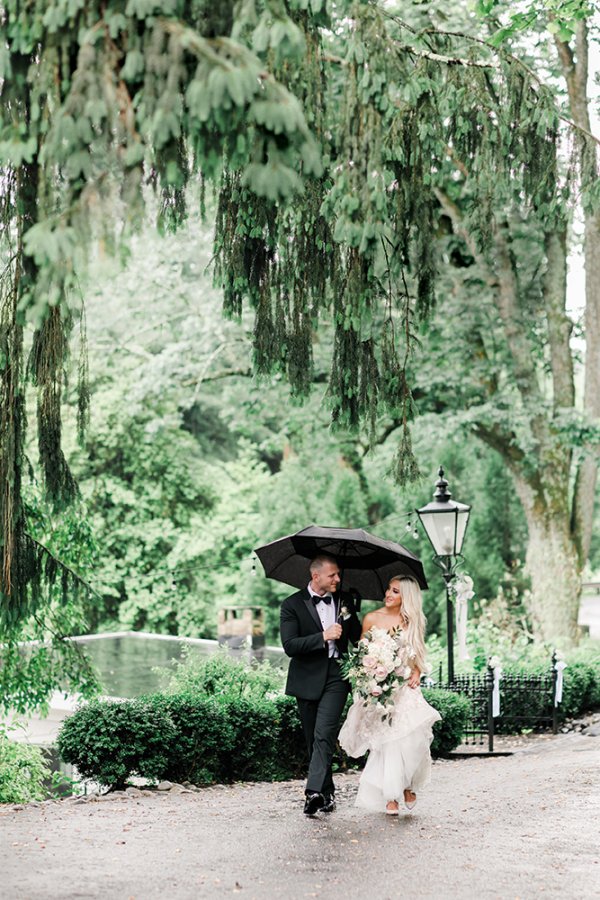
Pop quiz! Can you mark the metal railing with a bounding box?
[434,652,561,752]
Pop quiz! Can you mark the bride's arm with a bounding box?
[407,666,421,688]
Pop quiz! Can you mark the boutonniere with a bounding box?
[338,605,351,621]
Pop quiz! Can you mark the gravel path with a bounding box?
[1,733,599,900]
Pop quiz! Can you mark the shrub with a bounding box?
[158,691,304,784]
[57,697,177,789]
[57,690,301,789]
[494,657,600,730]
[271,694,306,778]
[165,650,284,700]
[422,689,471,756]
[433,654,600,737]
[221,696,283,782]
[148,693,235,785]
[57,662,470,790]
[0,728,51,804]
[558,643,600,716]
[559,662,599,720]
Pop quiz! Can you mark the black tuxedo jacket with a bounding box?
[280,588,362,700]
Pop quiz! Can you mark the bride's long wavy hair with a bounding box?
[392,576,428,673]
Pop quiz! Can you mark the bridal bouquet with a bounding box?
[339,626,414,718]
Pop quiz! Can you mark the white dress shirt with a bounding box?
[308,588,338,658]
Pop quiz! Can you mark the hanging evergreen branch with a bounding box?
[1,0,596,647]
[378,4,600,148]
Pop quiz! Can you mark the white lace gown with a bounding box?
[338,681,441,813]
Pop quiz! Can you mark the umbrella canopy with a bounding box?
[254,524,428,599]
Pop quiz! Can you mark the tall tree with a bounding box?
[411,0,600,643]
[0,0,596,680]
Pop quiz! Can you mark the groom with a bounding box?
[280,554,362,816]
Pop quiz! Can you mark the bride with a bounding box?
[338,575,441,815]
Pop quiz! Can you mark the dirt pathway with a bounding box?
[1,733,599,900]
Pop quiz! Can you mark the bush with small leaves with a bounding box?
[557,662,599,720]
[0,728,51,804]
[422,689,472,756]
[150,693,235,785]
[57,662,471,790]
[166,651,284,701]
[57,697,177,790]
[493,657,600,733]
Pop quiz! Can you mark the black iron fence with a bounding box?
[432,652,561,752]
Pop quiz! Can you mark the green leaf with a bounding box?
[121,49,145,82]
[241,162,304,200]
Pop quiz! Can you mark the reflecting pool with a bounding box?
[73,631,287,698]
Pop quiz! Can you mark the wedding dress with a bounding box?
[338,680,441,813]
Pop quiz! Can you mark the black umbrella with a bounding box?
[254,524,428,600]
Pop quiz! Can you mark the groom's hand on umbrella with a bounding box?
[323,623,343,642]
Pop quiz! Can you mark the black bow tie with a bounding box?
[312,594,333,605]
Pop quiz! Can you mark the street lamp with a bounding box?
[416,466,471,684]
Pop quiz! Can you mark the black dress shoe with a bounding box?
[321,794,336,813]
[303,792,325,816]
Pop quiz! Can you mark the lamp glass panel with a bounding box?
[454,509,470,554]
[418,509,458,556]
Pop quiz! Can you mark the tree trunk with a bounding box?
[572,207,600,563]
[513,476,581,645]
[555,23,600,565]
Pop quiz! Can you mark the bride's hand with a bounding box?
[407,668,421,689]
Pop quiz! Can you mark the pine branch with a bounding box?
[26,533,102,601]
[360,417,403,455]
[181,368,252,386]
[377,5,600,148]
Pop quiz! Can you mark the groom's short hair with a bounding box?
[309,554,338,573]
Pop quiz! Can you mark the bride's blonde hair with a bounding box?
[391,576,427,673]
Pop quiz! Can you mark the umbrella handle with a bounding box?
[348,587,362,612]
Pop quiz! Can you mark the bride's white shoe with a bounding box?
[404,789,417,810]
[385,800,399,815]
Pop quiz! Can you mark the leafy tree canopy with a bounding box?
[2,0,599,697]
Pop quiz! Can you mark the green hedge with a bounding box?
[424,689,471,756]
[559,661,600,719]
[0,728,51,804]
[57,686,468,790]
[56,697,178,790]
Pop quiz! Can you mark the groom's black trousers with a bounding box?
[296,658,349,796]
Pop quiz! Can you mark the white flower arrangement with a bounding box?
[452,573,475,662]
[339,626,414,720]
[451,573,475,603]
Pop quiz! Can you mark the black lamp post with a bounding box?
[416,467,471,684]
